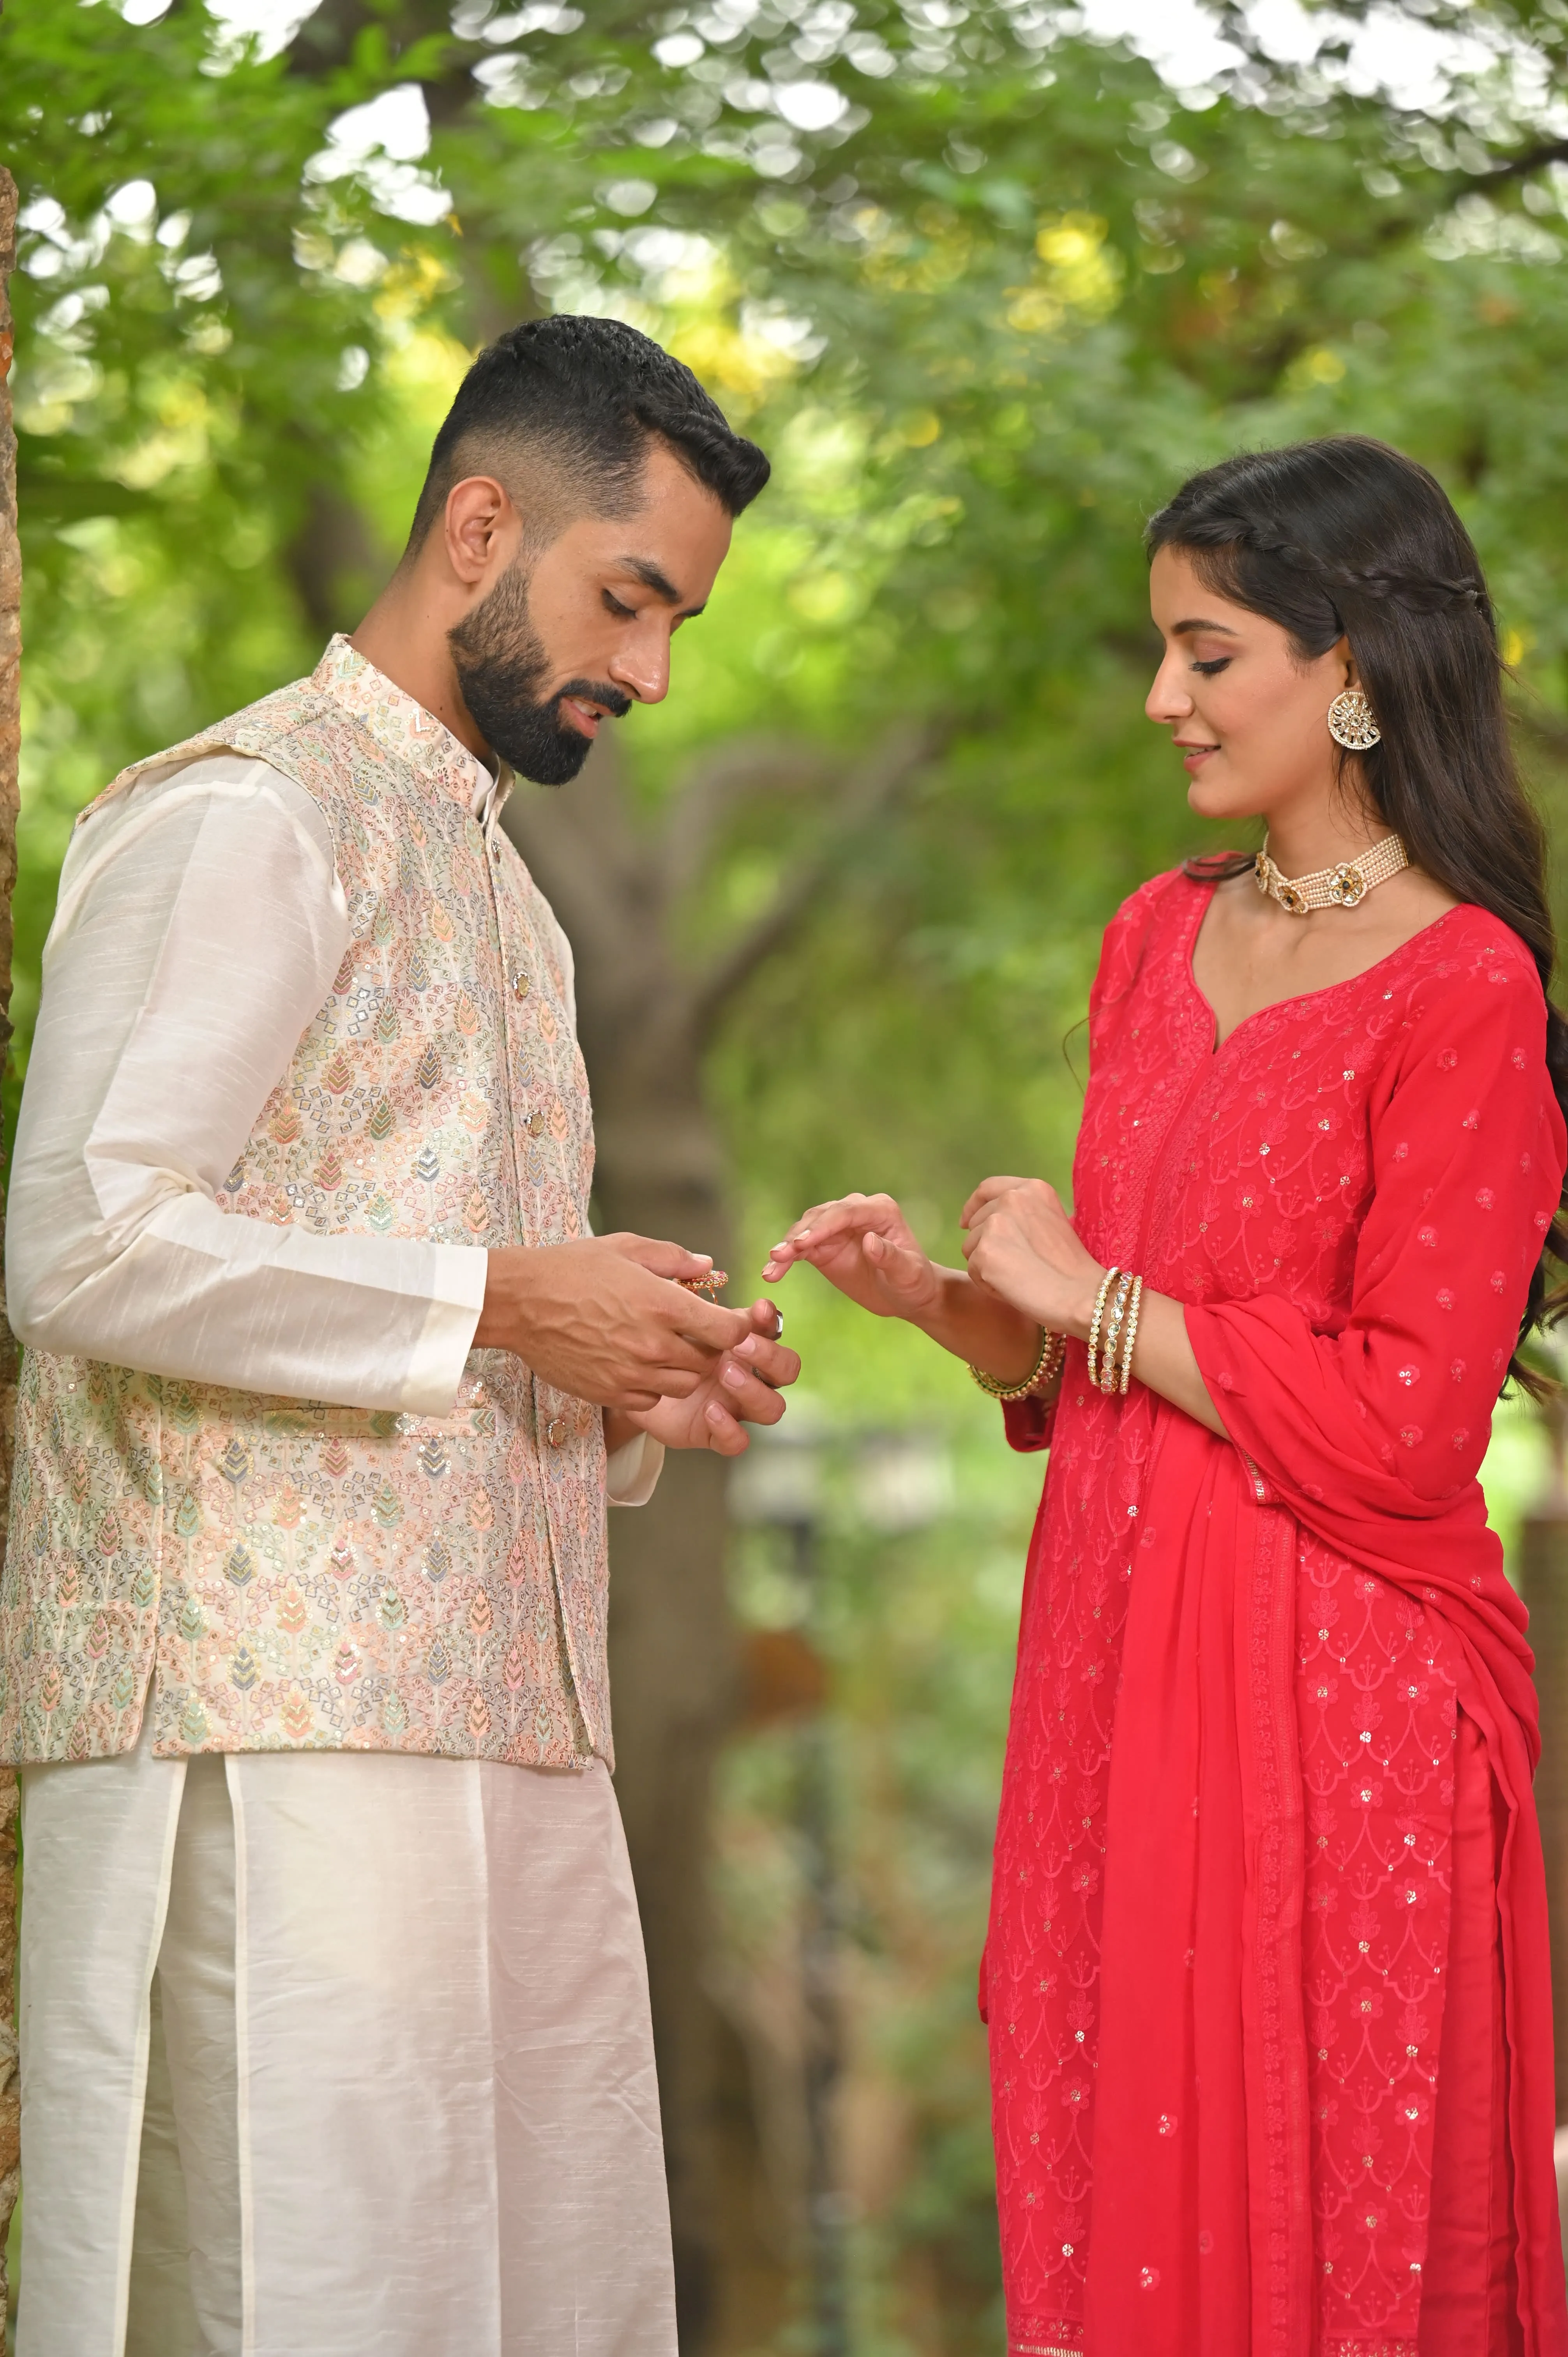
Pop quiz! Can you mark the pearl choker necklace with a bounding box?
[1254,833,1409,916]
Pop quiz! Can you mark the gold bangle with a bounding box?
[1097,1270,1134,1393]
[1118,1274,1144,1395]
[969,1327,1067,1401]
[1086,1266,1119,1391]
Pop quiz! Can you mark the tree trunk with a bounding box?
[504,744,743,2346]
[0,162,25,2323]
[504,721,935,2348]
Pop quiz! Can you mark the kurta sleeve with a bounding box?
[7,755,487,1414]
[1187,936,1566,1512]
[605,1430,665,1505]
[1002,1393,1057,1453]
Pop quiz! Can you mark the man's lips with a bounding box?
[561,696,607,738]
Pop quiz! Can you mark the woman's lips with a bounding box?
[1178,741,1218,772]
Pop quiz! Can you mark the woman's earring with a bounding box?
[1327,688,1381,750]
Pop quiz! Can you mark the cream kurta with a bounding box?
[5,749,657,1506]
[12,665,676,2356]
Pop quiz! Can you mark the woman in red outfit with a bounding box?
[766,438,1568,2356]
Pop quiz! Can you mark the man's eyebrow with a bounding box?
[1171,616,1240,636]
[616,555,688,606]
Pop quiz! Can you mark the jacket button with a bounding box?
[511,972,530,999]
[526,1110,546,1137]
[546,1417,568,1447]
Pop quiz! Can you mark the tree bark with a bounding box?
[0,162,25,2322]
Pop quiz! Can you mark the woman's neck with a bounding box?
[1259,786,1389,881]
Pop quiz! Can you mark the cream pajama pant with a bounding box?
[17,1731,678,2357]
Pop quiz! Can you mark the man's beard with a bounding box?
[447,557,630,788]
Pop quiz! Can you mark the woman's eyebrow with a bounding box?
[1171,617,1241,636]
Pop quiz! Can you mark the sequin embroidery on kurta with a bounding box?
[986,871,1566,2357]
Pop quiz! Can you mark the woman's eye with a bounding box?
[1192,657,1231,676]
[602,590,636,619]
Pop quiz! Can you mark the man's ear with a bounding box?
[443,475,513,588]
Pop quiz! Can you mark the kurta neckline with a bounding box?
[1182,872,1471,1057]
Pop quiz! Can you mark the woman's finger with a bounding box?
[732,1332,803,1388]
[959,1173,1035,1226]
[702,1398,749,1455]
[763,1207,887,1281]
[784,1198,853,1242]
[719,1364,789,1426]
[962,1196,999,1231]
[863,1232,934,1293]
[763,1200,864,1277]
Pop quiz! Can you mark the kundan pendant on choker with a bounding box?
[1254,832,1409,917]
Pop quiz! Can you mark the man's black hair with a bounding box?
[408,314,770,550]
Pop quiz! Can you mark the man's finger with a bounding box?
[610,1233,717,1282]
[666,1291,752,1352]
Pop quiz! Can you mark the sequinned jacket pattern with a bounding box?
[0,637,612,1769]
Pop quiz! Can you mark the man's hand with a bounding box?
[476,1233,754,1410]
[620,1299,801,1457]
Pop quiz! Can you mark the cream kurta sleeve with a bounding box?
[7,754,487,1414]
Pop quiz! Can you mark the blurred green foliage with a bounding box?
[11,0,1568,2340]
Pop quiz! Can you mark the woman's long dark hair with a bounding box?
[1146,435,1568,1395]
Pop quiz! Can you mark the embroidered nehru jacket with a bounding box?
[1,637,617,1769]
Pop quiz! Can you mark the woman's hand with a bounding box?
[762,1193,943,1322]
[763,1188,1047,1387]
[961,1176,1105,1338]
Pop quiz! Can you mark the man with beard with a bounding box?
[4,316,796,2357]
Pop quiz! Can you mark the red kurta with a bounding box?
[984,871,1568,2357]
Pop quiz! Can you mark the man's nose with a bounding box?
[609,628,672,707]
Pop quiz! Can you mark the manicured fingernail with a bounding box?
[735,1335,758,1356]
[705,1400,726,1424]
[722,1362,747,1387]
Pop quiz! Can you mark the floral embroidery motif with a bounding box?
[0,636,611,1770]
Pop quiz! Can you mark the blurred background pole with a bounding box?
[1519,1390,1568,2127]
[791,1504,848,2357]
[730,1428,847,2357]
